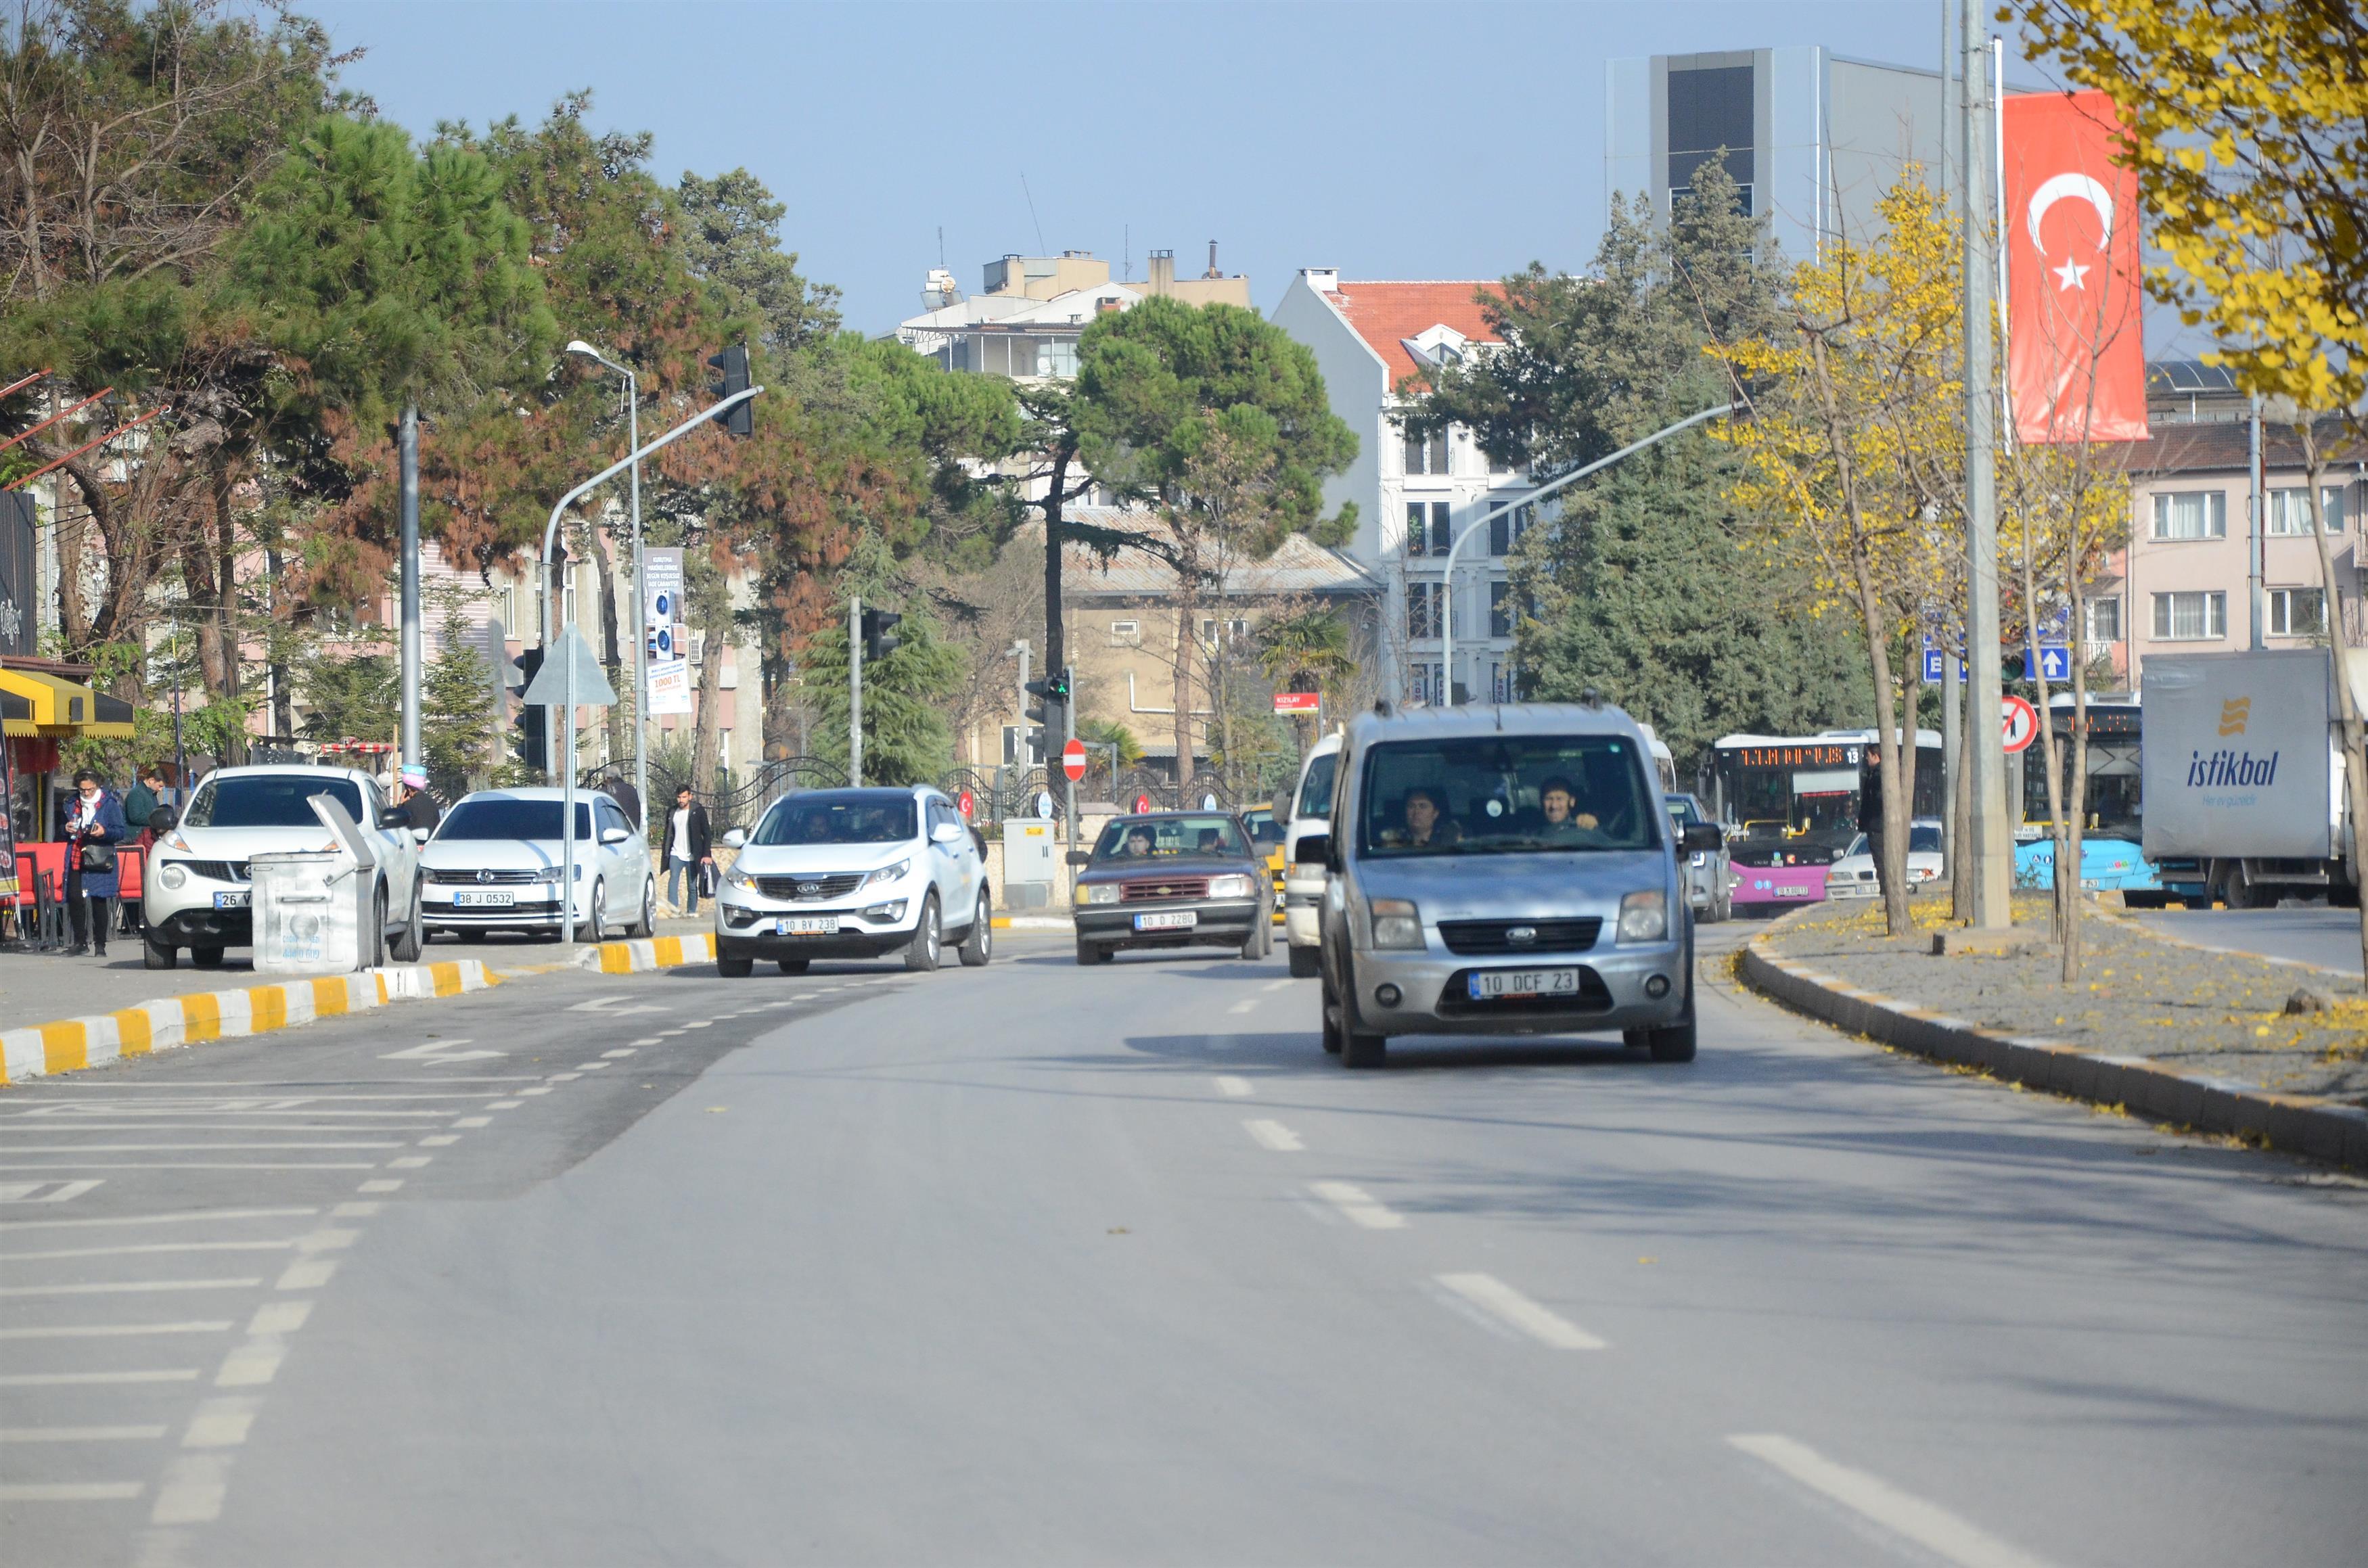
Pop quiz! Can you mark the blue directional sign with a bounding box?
[2022,645,2073,683]
[1921,644,1967,684]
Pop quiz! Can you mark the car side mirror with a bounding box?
[411,827,431,845]
[931,822,964,844]
[1681,824,1724,854]
[1066,849,1093,868]
[601,827,631,846]
[148,808,175,832]
[721,827,746,849]
[1293,833,1331,867]
[378,807,408,830]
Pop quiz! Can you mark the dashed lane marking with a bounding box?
[0,1278,262,1297]
[1261,978,1294,992]
[386,1156,431,1170]
[0,1162,382,1172]
[1214,1076,1253,1097]
[1727,1434,2055,1568]
[416,1135,459,1147]
[0,1425,170,1442]
[1228,999,1257,1014]
[453,1117,491,1128]
[1244,1120,1304,1152]
[2,1482,145,1501]
[0,1370,200,1387]
[150,1452,231,1523]
[600,1050,636,1058]
[1310,1181,1405,1230]
[1,1239,296,1262]
[1435,1273,1607,1350]
[0,1322,233,1340]
[355,1180,403,1194]
[181,1397,259,1449]
[517,1087,553,1097]
[488,1100,522,1110]
[275,1260,337,1291]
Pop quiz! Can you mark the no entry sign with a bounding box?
[2001,695,2040,754]
[1062,737,1087,782]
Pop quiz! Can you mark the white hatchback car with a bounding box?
[143,765,424,970]
[419,788,655,942]
[713,786,989,975]
[1827,820,1946,898]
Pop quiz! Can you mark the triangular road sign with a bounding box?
[520,624,617,708]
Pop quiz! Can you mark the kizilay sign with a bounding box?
[641,547,691,716]
[0,491,35,658]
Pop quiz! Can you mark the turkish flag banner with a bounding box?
[2001,91,2149,444]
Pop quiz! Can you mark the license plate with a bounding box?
[1135,910,1197,931]
[1778,886,1813,897]
[212,890,250,910]
[778,916,838,936]
[1467,968,1579,1000]
[452,890,514,908]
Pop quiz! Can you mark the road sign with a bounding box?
[956,789,974,819]
[1921,644,1967,684]
[519,624,616,708]
[1273,691,1321,713]
[1061,737,1087,782]
[1035,791,1055,820]
[2021,645,2073,683]
[2001,694,2040,754]
[1133,793,1152,814]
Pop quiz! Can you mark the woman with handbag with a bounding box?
[63,768,128,958]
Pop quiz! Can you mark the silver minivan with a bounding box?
[1299,702,1717,1068]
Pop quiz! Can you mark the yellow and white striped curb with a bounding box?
[0,960,499,1085]
[576,933,717,973]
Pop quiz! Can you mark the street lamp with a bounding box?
[565,339,645,832]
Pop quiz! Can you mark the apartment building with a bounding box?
[1270,270,1533,706]
[897,246,1251,382]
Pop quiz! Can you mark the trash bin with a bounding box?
[250,850,365,975]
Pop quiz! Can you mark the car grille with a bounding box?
[427,867,541,885]
[754,873,865,901]
[1121,877,1208,902]
[1436,918,1601,956]
[178,860,250,883]
[1435,966,1615,1017]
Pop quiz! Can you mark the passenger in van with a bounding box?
[1382,786,1460,849]
[1538,776,1601,836]
[1196,828,1223,853]
[1121,827,1156,857]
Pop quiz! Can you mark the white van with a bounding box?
[1281,729,1343,977]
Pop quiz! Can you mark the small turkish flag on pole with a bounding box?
[2001,90,2149,444]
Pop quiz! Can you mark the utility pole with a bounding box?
[2248,394,2266,648]
[1961,0,2011,927]
[398,405,421,769]
[1064,663,1077,867]
[848,595,863,789]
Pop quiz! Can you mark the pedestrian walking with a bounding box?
[602,774,643,833]
[660,784,710,915]
[61,768,127,958]
[392,764,442,836]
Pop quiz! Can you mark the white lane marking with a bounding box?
[0,1207,315,1234]
[1214,1076,1253,1097]
[213,1345,285,1388]
[0,1178,103,1203]
[0,1425,169,1441]
[656,1030,688,1037]
[629,1037,663,1046]
[1228,999,1257,1014]
[487,1101,524,1110]
[1,1239,296,1262]
[355,1179,403,1194]
[680,1020,714,1029]
[790,994,817,1002]
[545,1073,581,1083]
[275,1260,337,1291]
[0,1142,404,1152]
[150,1452,231,1523]
[181,1397,258,1448]
[1728,1434,2055,1568]
[0,1278,260,1297]
[0,1322,231,1340]
[294,1228,355,1253]
[567,997,665,1014]
[1310,1181,1405,1230]
[1261,977,1294,992]
[386,1156,432,1170]
[248,1301,312,1337]
[0,1369,199,1387]
[2,1481,144,1501]
[0,1162,381,1172]
[377,1040,505,1063]
[452,1117,491,1129]
[1434,1273,1607,1350]
[600,1050,636,1059]
[577,1061,612,1071]
[332,1203,379,1218]
[416,1134,459,1147]
[518,1087,552,1097]
[1243,1119,1304,1152]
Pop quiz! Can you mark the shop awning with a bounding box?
[0,666,136,739]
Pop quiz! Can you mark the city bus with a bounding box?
[1708,730,1944,835]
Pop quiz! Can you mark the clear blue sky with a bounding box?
[313,1,2042,336]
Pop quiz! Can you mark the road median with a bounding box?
[575,932,719,973]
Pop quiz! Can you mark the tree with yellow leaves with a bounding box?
[1714,174,1962,938]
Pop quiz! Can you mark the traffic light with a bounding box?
[706,344,752,436]
[860,607,903,664]
[514,647,547,770]
[1024,672,1069,768]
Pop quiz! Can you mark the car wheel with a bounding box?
[388,883,425,963]
[777,959,810,975]
[958,890,993,967]
[1075,939,1107,966]
[365,886,387,969]
[633,879,656,938]
[143,932,176,970]
[903,894,941,972]
[717,954,754,977]
[1648,1020,1697,1062]
[582,879,608,944]
[1288,944,1319,978]
[191,945,224,968]
[1319,971,1345,1054]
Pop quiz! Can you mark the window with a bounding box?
[2269,588,2326,637]
[1490,662,1516,702]
[1404,501,1428,557]
[1401,428,1450,477]
[1003,724,1041,766]
[1409,661,1444,706]
[1197,616,1250,647]
[1035,339,1079,378]
[1405,501,1450,557]
[2084,596,2121,642]
[491,586,517,632]
[2267,486,2348,535]
[1108,619,1140,647]
[1490,580,1514,639]
[1407,582,1442,641]
[1359,733,1658,856]
[1487,501,1534,557]
[1666,64,1756,192]
[2151,591,2227,641]
[2151,490,2227,540]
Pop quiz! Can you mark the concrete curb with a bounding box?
[0,960,501,1085]
[575,933,718,973]
[991,915,1074,931]
[1737,933,2368,1170]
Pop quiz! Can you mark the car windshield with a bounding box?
[186,775,364,830]
[1243,812,1285,850]
[436,800,591,841]
[1358,735,1658,856]
[1296,752,1338,819]
[752,793,917,846]
[1911,825,1943,854]
[1092,816,1247,862]
[1664,795,1704,828]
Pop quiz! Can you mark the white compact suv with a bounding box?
[143,765,424,970]
[713,786,990,975]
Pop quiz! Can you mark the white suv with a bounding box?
[143,765,425,970]
[714,786,990,975]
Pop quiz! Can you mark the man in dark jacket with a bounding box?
[603,775,643,834]
[392,764,442,835]
[660,785,711,914]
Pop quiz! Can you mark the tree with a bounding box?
[422,597,497,796]
[1714,173,1961,937]
[1410,166,1867,771]
[676,167,840,354]
[800,609,962,787]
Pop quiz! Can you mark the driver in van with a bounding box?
[1538,776,1601,836]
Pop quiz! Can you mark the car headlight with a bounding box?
[859,858,911,892]
[160,862,187,890]
[162,831,192,853]
[1369,897,1423,950]
[1618,890,1668,942]
[860,899,907,923]
[724,862,756,889]
[1074,882,1120,906]
[534,865,580,883]
[1207,874,1253,899]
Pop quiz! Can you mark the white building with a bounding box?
[1270,269,1535,707]
[897,247,1250,382]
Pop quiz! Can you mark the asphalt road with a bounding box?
[4,926,2364,1567]
[2127,906,2365,977]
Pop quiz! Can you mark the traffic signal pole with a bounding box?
[1064,664,1077,866]
[1960,0,2012,926]
[849,595,863,788]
